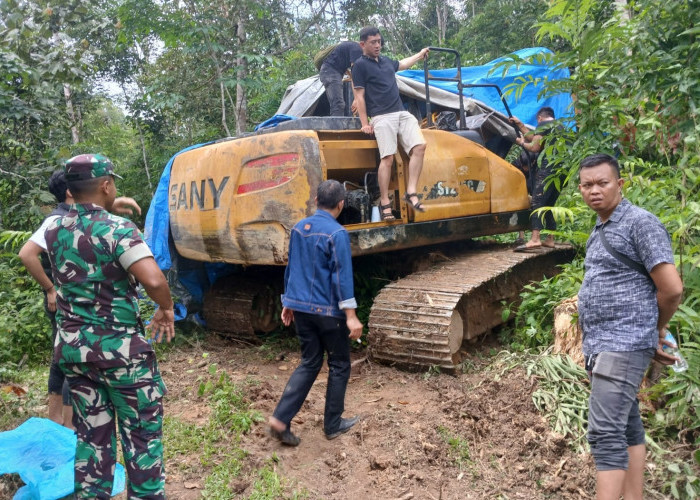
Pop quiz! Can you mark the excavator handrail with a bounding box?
[423,47,465,129]
[422,46,518,136]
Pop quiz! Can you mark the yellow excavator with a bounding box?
[164,48,573,371]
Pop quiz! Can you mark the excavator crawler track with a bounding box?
[368,244,574,373]
[203,276,282,344]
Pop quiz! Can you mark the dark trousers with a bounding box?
[319,64,347,117]
[530,162,563,231]
[47,306,70,405]
[272,311,351,434]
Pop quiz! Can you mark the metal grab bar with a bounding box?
[422,47,516,134]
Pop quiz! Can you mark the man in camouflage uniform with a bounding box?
[45,154,175,499]
[19,171,141,429]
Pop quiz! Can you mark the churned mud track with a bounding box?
[160,334,595,499]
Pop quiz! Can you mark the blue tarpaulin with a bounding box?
[254,114,296,131]
[144,142,235,316]
[398,47,572,128]
[0,417,125,499]
[144,142,212,272]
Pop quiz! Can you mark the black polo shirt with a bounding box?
[324,41,362,74]
[352,55,403,117]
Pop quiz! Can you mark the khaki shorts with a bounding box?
[371,111,425,159]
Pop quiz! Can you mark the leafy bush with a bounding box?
[510,260,583,350]
[0,232,52,372]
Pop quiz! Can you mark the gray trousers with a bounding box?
[587,348,655,470]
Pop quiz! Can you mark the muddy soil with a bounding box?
[162,334,596,499]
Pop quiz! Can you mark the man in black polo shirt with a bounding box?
[319,41,363,116]
[352,26,429,220]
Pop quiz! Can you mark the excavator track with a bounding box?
[203,276,282,344]
[368,244,575,373]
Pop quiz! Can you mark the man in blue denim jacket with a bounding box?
[268,180,363,446]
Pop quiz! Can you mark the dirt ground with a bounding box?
[162,334,596,499]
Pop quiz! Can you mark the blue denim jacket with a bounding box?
[281,209,357,318]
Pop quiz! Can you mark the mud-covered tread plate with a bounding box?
[368,244,574,372]
[203,284,262,344]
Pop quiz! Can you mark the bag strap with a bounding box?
[596,222,649,277]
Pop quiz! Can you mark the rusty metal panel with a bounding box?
[169,131,321,265]
[348,211,530,255]
[490,153,530,213]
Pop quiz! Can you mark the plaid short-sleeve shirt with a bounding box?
[45,203,154,366]
[578,199,674,356]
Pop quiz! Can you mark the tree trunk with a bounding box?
[63,84,79,145]
[137,126,153,191]
[120,83,152,190]
[615,0,630,21]
[219,77,231,137]
[235,16,248,136]
[436,4,447,45]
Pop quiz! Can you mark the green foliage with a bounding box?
[0,235,52,368]
[0,365,48,431]
[197,370,263,436]
[505,0,699,369]
[0,0,108,230]
[352,254,397,344]
[0,230,32,252]
[661,460,700,500]
[527,353,589,451]
[201,454,246,499]
[506,2,700,495]
[248,459,285,500]
[647,349,700,447]
[450,0,552,65]
[437,425,472,469]
[510,260,583,349]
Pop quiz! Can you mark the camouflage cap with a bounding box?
[64,154,123,181]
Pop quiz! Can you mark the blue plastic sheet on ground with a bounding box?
[398,47,572,128]
[0,417,125,499]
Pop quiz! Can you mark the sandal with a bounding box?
[379,203,396,221]
[513,243,544,253]
[404,193,426,212]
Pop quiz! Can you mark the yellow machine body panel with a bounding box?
[408,130,491,221]
[169,127,530,266]
[170,130,321,264]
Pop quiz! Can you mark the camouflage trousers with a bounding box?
[62,351,167,499]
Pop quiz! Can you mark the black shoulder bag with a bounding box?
[596,222,649,278]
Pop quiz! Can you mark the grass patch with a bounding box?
[437,426,472,469]
[248,460,284,500]
[163,417,208,458]
[162,364,312,497]
[201,454,246,499]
